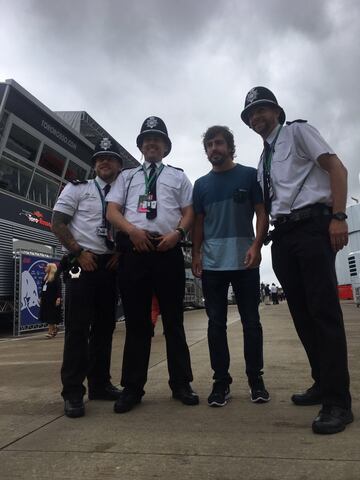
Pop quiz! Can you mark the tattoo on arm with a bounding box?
[51,211,81,253]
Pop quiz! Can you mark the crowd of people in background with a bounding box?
[260,282,285,305]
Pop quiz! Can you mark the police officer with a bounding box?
[52,137,122,418]
[241,87,352,434]
[107,116,198,413]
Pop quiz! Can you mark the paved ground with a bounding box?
[0,301,359,480]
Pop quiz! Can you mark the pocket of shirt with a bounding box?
[158,177,181,195]
[272,142,292,163]
[233,188,248,204]
[158,177,181,206]
[127,176,146,200]
[271,143,292,184]
[78,195,98,212]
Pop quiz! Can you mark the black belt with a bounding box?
[273,204,332,227]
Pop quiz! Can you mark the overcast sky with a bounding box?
[1,0,359,284]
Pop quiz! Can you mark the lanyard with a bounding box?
[142,164,164,194]
[263,126,283,175]
[94,179,107,224]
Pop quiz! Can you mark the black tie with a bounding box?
[263,141,272,215]
[146,164,157,220]
[103,184,114,249]
[103,184,111,197]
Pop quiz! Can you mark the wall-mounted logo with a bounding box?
[19,210,51,229]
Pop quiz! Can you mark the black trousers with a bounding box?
[271,216,351,409]
[118,245,193,394]
[61,258,117,400]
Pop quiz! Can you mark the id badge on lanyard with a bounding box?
[96,226,107,237]
[137,194,157,213]
[94,180,108,236]
[137,165,163,213]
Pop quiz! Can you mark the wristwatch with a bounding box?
[175,227,186,240]
[332,212,347,221]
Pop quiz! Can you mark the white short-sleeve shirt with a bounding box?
[257,122,335,219]
[53,176,115,254]
[106,162,193,234]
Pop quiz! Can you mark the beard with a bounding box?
[209,154,227,166]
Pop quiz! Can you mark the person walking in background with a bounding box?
[192,125,269,407]
[40,263,62,338]
[260,282,266,303]
[107,116,198,413]
[242,86,352,434]
[264,284,271,305]
[270,283,279,305]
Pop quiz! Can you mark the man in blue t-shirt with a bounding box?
[192,125,269,407]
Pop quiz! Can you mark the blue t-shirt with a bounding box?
[193,164,263,270]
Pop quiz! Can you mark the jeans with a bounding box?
[202,268,263,384]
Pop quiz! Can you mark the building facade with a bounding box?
[0,79,137,319]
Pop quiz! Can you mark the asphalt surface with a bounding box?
[0,301,359,479]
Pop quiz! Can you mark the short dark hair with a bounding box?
[202,126,236,158]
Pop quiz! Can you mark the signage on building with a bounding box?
[40,120,77,151]
[5,88,92,162]
[0,191,52,231]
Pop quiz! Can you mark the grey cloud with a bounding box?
[1,0,359,200]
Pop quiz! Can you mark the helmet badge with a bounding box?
[246,88,259,104]
[146,116,158,129]
[100,137,112,150]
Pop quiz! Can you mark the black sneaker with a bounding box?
[249,376,270,403]
[207,382,231,407]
